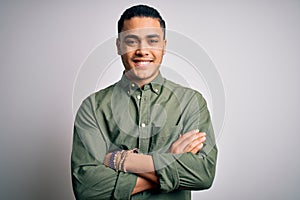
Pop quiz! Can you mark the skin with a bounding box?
[130,130,206,195]
[103,129,206,194]
[117,17,166,88]
[105,17,207,195]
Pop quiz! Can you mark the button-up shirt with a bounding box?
[71,72,218,200]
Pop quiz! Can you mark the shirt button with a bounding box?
[127,91,130,95]
[131,83,135,88]
[137,95,141,100]
[141,123,146,127]
[154,88,159,93]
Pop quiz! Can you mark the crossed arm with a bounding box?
[103,130,207,194]
[72,93,217,199]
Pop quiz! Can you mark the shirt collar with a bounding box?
[118,71,164,96]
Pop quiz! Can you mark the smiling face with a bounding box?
[117,17,166,87]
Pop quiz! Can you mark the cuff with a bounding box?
[113,172,137,200]
[152,153,180,192]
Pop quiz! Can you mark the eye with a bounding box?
[125,39,138,46]
[149,39,159,44]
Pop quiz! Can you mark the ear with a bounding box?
[163,39,167,55]
[116,38,121,55]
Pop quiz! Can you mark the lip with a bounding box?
[132,58,153,67]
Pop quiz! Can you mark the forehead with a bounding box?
[120,17,163,38]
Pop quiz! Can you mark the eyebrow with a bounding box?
[123,34,161,40]
[124,34,139,40]
[146,34,160,39]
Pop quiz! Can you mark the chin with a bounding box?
[133,72,152,80]
[128,69,156,81]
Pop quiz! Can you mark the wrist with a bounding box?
[105,148,138,172]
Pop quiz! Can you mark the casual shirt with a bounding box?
[71,72,218,200]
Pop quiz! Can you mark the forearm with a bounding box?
[125,153,161,184]
[152,145,218,192]
[72,165,136,199]
[105,150,159,183]
[72,127,137,199]
[178,146,217,189]
[125,153,154,173]
[132,176,159,195]
[103,151,159,195]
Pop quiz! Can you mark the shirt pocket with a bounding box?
[149,125,182,153]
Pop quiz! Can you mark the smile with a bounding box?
[133,59,153,67]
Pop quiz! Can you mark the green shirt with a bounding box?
[71,72,217,200]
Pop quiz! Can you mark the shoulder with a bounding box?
[81,83,117,109]
[163,78,205,100]
[94,84,116,100]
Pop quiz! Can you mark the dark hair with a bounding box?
[118,5,166,38]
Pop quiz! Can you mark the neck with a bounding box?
[124,71,159,88]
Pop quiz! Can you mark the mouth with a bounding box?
[133,59,153,67]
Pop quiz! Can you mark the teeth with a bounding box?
[135,61,151,66]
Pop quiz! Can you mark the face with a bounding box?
[117,17,166,87]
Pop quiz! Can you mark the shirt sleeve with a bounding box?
[152,92,218,192]
[71,96,137,200]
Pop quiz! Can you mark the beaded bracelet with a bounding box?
[119,150,128,172]
[108,150,118,169]
[114,150,123,171]
[108,148,139,172]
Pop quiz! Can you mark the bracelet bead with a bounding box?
[109,150,118,169]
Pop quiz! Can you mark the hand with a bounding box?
[168,129,206,154]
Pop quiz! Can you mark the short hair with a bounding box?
[118,5,166,38]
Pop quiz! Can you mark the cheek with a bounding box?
[121,54,134,69]
[154,50,165,62]
[121,52,131,61]
[121,44,137,55]
[122,50,135,58]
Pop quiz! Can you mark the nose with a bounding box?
[135,49,149,56]
[135,40,149,56]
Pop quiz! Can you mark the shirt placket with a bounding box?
[137,85,151,153]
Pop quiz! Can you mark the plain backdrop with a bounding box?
[0,1,299,199]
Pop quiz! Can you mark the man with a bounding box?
[71,4,217,200]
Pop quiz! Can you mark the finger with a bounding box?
[178,131,206,149]
[169,130,206,154]
[176,129,200,146]
[190,143,204,154]
[171,130,197,147]
[184,136,206,152]
[181,131,206,141]
[198,135,206,143]
[184,138,202,152]
[180,129,200,140]
[197,132,206,138]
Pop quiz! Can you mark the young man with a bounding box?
[71,5,217,200]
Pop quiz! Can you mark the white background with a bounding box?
[0,1,299,199]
